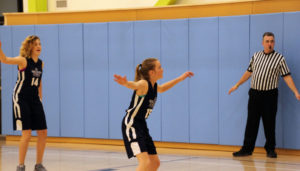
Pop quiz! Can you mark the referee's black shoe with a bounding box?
[232,149,252,157]
[267,150,277,158]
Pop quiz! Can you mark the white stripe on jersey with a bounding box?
[124,95,145,142]
[12,72,21,119]
[13,71,25,130]
[13,72,25,118]
[124,95,138,128]
[131,142,141,156]
[131,127,137,139]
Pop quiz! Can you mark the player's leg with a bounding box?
[32,99,48,170]
[136,152,151,171]
[19,129,32,165]
[148,154,160,171]
[36,129,47,164]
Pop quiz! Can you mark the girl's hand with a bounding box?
[295,92,300,101]
[180,71,194,80]
[114,74,128,86]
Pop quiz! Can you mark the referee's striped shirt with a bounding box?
[247,50,291,91]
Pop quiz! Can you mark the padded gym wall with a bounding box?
[1,11,300,149]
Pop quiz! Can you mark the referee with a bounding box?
[228,32,300,158]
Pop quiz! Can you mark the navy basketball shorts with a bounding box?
[13,97,47,131]
[122,122,157,158]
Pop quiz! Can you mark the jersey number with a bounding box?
[31,78,39,86]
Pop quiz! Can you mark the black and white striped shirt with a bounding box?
[247,51,290,91]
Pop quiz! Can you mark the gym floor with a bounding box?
[1,140,300,171]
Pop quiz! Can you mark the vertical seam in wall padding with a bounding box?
[217,17,220,145]
[58,24,61,137]
[248,15,251,91]
[248,15,251,146]
[10,26,13,90]
[82,24,85,137]
[250,15,252,60]
[2,27,4,134]
[133,21,135,84]
[247,15,251,146]
[7,26,12,135]
[248,15,251,73]
[132,21,135,140]
[33,25,36,136]
[10,26,14,135]
[160,20,162,141]
[187,19,190,143]
[281,13,285,148]
[107,23,110,139]
[249,15,251,92]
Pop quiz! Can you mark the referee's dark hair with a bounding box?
[263,32,275,39]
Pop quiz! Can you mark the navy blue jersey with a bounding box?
[12,57,46,131]
[13,58,43,99]
[125,80,157,121]
[122,80,158,158]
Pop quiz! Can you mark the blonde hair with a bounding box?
[19,35,40,58]
[135,58,158,81]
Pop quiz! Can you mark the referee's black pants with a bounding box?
[242,88,278,153]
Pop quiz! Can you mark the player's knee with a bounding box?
[140,158,151,168]
[156,159,160,168]
[37,129,47,138]
[152,159,160,169]
[21,130,32,141]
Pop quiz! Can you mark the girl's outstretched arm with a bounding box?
[0,41,26,66]
[114,74,148,95]
[158,71,194,93]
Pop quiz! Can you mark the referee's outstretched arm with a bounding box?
[228,71,252,95]
[283,75,300,100]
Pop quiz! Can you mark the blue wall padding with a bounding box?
[134,20,162,141]
[0,26,14,135]
[250,13,284,148]
[108,22,134,139]
[189,17,219,144]
[282,12,300,149]
[35,25,60,137]
[83,23,109,139]
[1,11,300,150]
[219,15,250,146]
[161,19,189,143]
[59,24,84,137]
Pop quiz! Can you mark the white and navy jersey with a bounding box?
[247,51,290,91]
[125,80,157,122]
[122,80,158,157]
[13,58,43,99]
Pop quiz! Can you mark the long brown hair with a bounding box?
[19,35,40,58]
[135,58,158,81]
